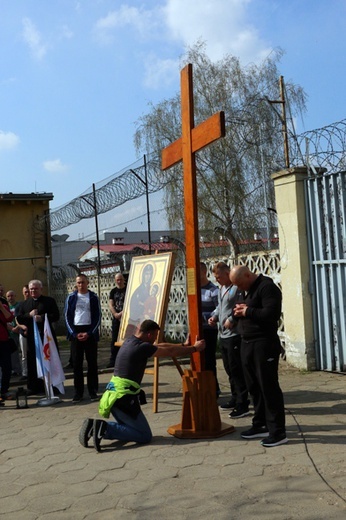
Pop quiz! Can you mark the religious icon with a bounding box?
[142,282,160,320]
[118,253,175,342]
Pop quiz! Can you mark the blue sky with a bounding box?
[1,0,345,239]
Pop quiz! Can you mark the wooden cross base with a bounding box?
[167,369,236,439]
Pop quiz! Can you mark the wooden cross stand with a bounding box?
[162,63,235,438]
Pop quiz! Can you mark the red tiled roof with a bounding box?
[79,242,179,258]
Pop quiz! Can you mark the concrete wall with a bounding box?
[272,167,316,370]
[0,194,53,298]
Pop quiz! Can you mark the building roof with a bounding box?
[0,192,54,202]
[78,242,179,260]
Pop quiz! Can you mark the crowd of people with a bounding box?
[0,262,287,449]
[0,280,61,404]
[78,261,287,451]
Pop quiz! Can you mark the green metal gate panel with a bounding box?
[305,170,346,372]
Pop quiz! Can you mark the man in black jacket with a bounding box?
[230,265,287,447]
[107,273,126,367]
[16,279,60,395]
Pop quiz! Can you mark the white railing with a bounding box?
[52,250,283,342]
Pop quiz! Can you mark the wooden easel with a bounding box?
[115,251,182,413]
[162,63,235,438]
[145,356,183,413]
[144,251,184,413]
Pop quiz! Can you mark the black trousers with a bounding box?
[219,335,248,407]
[71,334,98,397]
[26,338,45,394]
[109,319,121,365]
[0,340,12,395]
[241,336,285,437]
[203,327,220,393]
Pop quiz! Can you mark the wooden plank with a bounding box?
[162,138,182,170]
[191,111,225,153]
[162,114,225,170]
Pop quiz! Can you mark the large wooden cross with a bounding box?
[162,64,234,438]
[162,63,225,371]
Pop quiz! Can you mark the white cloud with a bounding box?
[143,54,179,89]
[60,25,74,40]
[93,5,161,44]
[0,131,20,151]
[43,159,69,173]
[22,17,47,60]
[163,0,271,63]
[92,1,271,88]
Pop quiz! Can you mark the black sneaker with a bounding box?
[72,395,83,403]
[229,407,251,419]
[241,426,269,439]
[219,398,236,410]
[90,394,99,402]
[93,419,108,452]
[261,434,288,447]
[106,362,114,368]
[79,418,93,447]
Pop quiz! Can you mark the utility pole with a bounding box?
[279,76,290,168]
[80,184,101,300]
[130,154,152,254]
[267,75,290,168]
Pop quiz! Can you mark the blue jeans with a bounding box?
[104,406,152,444]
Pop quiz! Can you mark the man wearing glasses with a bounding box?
[16,280,60,395]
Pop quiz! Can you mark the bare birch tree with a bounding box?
[134,42,306,247]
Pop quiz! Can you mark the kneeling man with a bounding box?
[79,319,205,451]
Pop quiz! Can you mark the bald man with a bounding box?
[230,265,287,447]
[107,273,127,368]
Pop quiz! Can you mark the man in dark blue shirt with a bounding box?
[79,319,205,451]
[200,262,219,395]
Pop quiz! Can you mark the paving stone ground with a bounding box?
[1,349,346,519]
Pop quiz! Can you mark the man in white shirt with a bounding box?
[65,274,101,403]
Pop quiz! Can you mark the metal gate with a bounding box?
[305,170,346,372]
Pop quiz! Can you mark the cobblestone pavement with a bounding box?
[1,350,346,519]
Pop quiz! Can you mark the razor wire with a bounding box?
[289,119,346,172]
[48,119,346,232]
[49,153,173,232]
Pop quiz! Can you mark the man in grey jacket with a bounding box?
[208,262,249,418]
